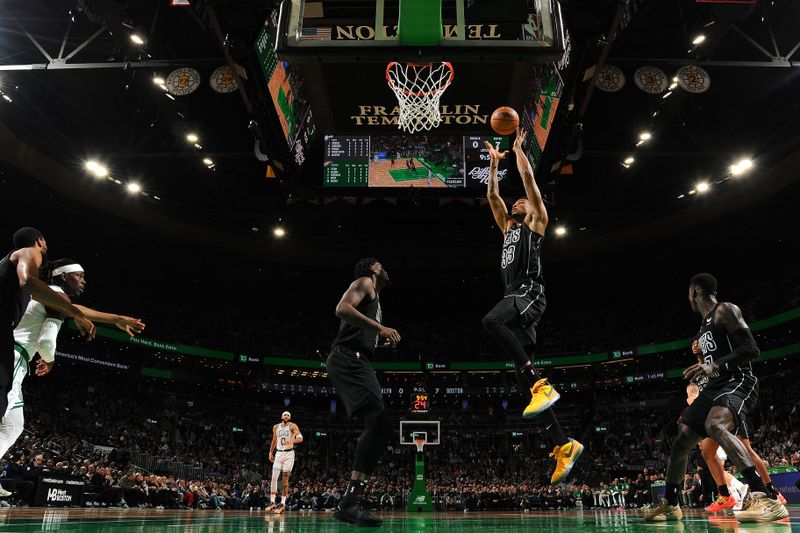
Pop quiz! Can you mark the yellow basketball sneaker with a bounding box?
[549,438,583,485]
[523,378,560,419]
[644,498,683,522]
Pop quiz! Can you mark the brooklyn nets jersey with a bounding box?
[500,223,544,295]
[695,303,757,390]
[332,289,382,358]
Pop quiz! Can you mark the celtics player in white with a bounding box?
[0,259,143,497]
[266,411,303,513]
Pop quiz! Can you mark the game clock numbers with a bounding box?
[410,393,430,414]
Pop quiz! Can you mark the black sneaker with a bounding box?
[334,497,382,527]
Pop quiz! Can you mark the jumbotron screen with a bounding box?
[323,134,511,188]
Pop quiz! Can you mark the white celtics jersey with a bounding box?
[14,285,65,355]
[276,423,293,451]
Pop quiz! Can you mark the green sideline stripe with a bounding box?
[665,342,800,380]
[141,367,172,379]
[750,307,800,330]
[451,361,515,370]
[537,352,608,367]
[637,338,694,356]
[263,357,325,369]
[372,362,421,370]
[67,324,235,361]
[70,305,800,368]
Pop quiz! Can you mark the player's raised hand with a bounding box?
[512,127,527,152]
[378,326,401,347]
[484,141,508,162]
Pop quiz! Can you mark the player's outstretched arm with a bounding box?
[13,248,95,340]
[512,128,549,234]
[335,278,401,346]
[73,305,145,337]
[484,141,511,235]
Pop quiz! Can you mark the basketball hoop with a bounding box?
[386,62,454,134]
[414,437,426,453]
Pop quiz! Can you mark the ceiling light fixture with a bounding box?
[692,34,706,45]
[126,182,141,194]
[186,133,199,143]
[130,34,145,45]
[554,226,567,237]
[273,227,286,238]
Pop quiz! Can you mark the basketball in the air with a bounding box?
[491,107,519,136]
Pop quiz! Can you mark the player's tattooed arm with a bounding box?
[713,303,760,369]
[512,128,549,234]
[484,140,511,234]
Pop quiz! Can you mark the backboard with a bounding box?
[276,0,565,63]
[399,420,441,446]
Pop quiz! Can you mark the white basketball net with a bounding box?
[414,438,426,453]
[386,62,454,134]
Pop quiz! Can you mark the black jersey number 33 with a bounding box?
[502,227,521,269]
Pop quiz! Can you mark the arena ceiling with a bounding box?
[0,0,799,264]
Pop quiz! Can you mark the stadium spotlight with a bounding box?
[624,156,635,165]
[85,160,108,178]
[273,227,286,238]
[130,34,145,45]
[554,226,567,237]
[153,76,165,85]
[692,34,706,45]
[696,182,710,193]
[638,131,652,142]
[729,158,753,176]
[186,133,199,143]
[203,158,213,166]
[126,182,141,194]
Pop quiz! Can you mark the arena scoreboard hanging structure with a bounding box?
[323,134,510,188]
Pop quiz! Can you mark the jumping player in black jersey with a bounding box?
[645,273,788,523]
[0,228,94,417]
[482,129,583,485]
[327,258,400,527]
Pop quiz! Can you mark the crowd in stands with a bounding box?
[1,359,797,511]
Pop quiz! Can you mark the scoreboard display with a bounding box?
[323,135,371,186]
[410,392,430,414]
[323,134,511,188]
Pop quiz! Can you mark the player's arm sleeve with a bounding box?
[37,317,64,363]
[714,328,759,370]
